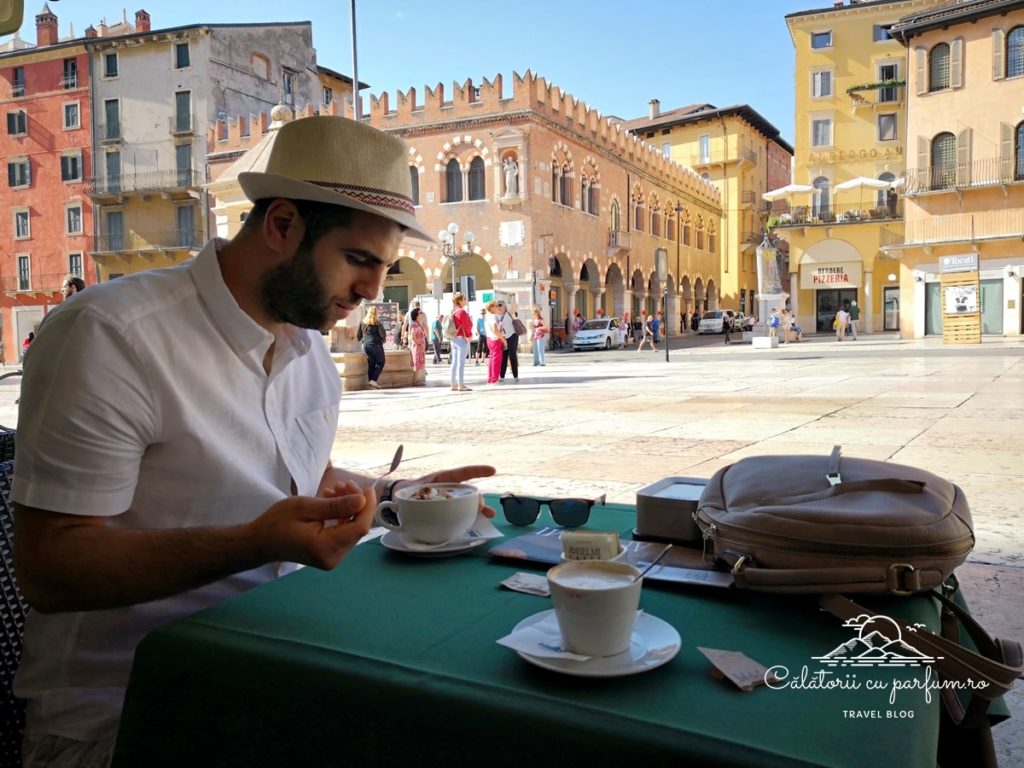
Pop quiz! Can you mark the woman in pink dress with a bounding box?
[409,308,427,385]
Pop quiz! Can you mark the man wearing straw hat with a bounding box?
[11,116,495,766]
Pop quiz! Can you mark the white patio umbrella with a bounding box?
[761,183,815,202]
[834,176,892,212]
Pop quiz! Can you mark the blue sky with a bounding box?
[8,0,815,143]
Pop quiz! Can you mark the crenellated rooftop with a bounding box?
[365,70,720,208]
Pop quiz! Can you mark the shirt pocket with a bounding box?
[291,406,337,495]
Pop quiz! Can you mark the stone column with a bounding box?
[789,270,799,327]
[862,268,873,334]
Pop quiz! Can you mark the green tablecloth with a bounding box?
[113,500,957,767]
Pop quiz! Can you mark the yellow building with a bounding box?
[778,0,948,335]
[620,102,793,320]
[887,0,1024,338]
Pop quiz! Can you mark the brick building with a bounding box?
[0,4,93,360]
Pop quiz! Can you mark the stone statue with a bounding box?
[503,157,519,197]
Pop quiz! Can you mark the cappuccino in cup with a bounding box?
[375,483,479,545]
[547,561,643,657]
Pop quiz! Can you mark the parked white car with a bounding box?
[573,317,623,351]
[697,310,737,335]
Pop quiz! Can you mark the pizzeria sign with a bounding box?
[800,262,862,291]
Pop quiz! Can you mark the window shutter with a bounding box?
[951,38,964,88]
[993,28,1005,80]
[916,47,928,95]
[956,128,972,186]
[917,136,930,192]
[6,113,13,134]
[7,164,14,187]
[999,122,1013,181]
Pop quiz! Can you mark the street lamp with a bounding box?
[674,203,684,333]
[438,222,475,296]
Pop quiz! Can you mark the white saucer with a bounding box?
[379,530,490,558]
[513,610,681,677]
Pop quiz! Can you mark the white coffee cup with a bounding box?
[375,483,479,545]
[547,560,643,657]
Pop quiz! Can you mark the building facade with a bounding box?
[0,4,93,361]
[619,101,794,320]
[888,0,1024,338]
[86,19,323,285]
[209,72,723,336]
[777,0,950,336]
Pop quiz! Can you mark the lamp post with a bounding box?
[438,222,475,296]
[674,203,684,333]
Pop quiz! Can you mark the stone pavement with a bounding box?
[330,332,1024,765]
[0,332,1020,761]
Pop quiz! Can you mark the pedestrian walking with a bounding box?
[484,300,506,384]
[449,292,472,391]
[499,304,521,382]
[637,311,657,352]
[358,305,387,389]
[409,308,427,386]
[431,314,444,364]
[529,307,548,366]
[848,301,860,340]
[723,314,732,344]
[834,306,850,341]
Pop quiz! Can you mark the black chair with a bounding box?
[1,444,27,766]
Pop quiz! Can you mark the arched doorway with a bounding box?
[605,263,625,317]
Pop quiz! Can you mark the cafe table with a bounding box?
[112,498,977,767]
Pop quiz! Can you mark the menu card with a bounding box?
[488,527,734,589]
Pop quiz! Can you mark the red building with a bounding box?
[0,4,93,362]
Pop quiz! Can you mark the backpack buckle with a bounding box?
[887,563,920,595]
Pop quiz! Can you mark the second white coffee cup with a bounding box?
[375,483,479,545]
[547,560,643,657]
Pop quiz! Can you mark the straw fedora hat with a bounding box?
[237,116,431,242]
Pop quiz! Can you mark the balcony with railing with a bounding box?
[770,199,902,229]
[60,73,79,89]
[98,121,122,143]
[93,228,200,255]
[1,272,78,294]
[895,209,1024,247]
[848,83,905,109]
[741,190,757,207]
[169,115,194,135]
[607,229,631,256]
[905,158,1022,196]
[690,137,758,168]
[86,169,202,199]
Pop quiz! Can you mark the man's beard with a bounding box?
[260,240,334,331]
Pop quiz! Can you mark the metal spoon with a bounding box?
[382,444,404,479]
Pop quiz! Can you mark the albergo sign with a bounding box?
[800,262,862,290]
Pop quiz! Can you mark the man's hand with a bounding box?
[248,481,376,569]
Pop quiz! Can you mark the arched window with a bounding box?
[409,166,420,207]
[929,43,950,91]
[467,156,485,200]
[581,178,590,213]
[551,166,559,203]
[666,215,675,242]
[1015,122,1024,180]
[1008,27,1024,78]
[708,226,717,254]
[876,171,895,208]
[931,132,956,189]
[589,183,598,214]
[634,200,645,233]
[560,165,571,207]
[609,199,620,231]
[682,219,691,246]
[445,158,462,202]
[696,219,705,251]
[812,176,831,220]
[651,207,661,238]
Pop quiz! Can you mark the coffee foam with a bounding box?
[551,571,636,590]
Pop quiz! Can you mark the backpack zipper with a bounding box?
[694,509,973,558]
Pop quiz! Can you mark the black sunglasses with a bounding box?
[499,493,607,528]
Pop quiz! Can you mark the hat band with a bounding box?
[308,180,415,216]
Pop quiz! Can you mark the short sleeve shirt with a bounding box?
[12,239,341,740]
